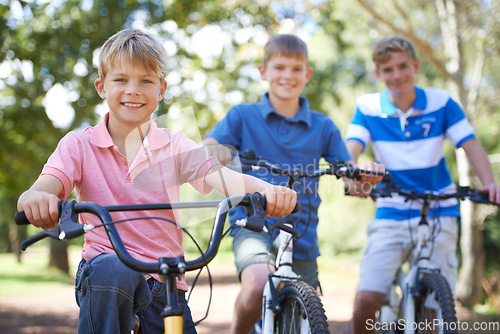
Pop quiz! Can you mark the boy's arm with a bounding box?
[461,138,500,204]
[17,174,64,230]
[346,140,363,164]
[203,165,297,218]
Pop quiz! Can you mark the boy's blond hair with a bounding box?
[263,34,308,65]
[98,29,168,81]
[372,34,416,67]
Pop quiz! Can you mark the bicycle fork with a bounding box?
[262,225,300,333]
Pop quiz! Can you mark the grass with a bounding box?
[0,245,80,297]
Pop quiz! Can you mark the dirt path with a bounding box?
[185,262,354,334]
[0,260,355,333]
[0,259,481,334]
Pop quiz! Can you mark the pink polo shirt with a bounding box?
[42,114,219,290]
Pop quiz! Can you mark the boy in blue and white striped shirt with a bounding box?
[345,34,500,334]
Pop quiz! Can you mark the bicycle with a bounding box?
[369,183,499,334]
[232,150,391,334]
[15,192,292,334]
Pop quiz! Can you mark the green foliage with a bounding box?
[1,0,499,265]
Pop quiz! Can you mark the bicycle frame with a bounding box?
[261,224,301,333]
[235,150,390,334]
[382,217,449,334]
[374,185,499,334]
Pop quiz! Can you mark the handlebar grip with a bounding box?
[14,211,30,225]
[468,191,500,206]
[382,172,391,183]
[257,193,299,213]
[14,201,63,226]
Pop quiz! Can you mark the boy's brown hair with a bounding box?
[263,34,308,65]
[372,34,417,67]
[98,29,169,81]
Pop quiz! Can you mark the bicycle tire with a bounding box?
[274,280,329,334]
[414,272,458,334]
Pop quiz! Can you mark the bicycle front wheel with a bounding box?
[415,272,458,334]
[274,281,329,334]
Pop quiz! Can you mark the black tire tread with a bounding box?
[417,272,458,334]
[277,280,329,334]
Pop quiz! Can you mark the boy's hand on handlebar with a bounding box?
[477,183,500,204]
[359,161,385,185]
[18,190,60,230]
[261,186,297,218]
[204,143,234,166]
[344,161,385,198]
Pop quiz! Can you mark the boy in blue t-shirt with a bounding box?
[204,34,383,334]
[345,34,500,334]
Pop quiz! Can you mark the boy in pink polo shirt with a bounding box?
[17,29,296,334]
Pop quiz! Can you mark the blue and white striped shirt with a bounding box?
[346,86,475,219]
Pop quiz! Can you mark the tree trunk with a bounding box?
[436,0,484,306]
[454,150,484,306]
[49,238,69,273]
[8,224,27,263]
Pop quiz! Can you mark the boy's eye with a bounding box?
[114,78,126,82]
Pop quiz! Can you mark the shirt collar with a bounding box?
[91,113,171,150]
[259,93,312,127]
[380,86,427,116]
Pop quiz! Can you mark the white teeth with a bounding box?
[124,103,142,107]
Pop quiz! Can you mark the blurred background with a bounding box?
[1,0,499,316]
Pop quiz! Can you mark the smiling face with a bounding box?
[94,57,167,133]
[375,51,420,99]
[259,54,313,104]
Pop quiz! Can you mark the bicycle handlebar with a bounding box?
[238,149,391,183]
[371,183,499,206]
[15,193,297,274]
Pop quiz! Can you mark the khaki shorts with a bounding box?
[232,228,319,288]
[357,216,459,295]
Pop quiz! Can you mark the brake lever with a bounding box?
[20,201,92,251]
[237,192,299,237]
[237,192,268,232]
[20,230,60,251]
[369,182,401,199]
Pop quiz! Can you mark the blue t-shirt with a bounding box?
[206,93,351,260]
[346,86,475,220]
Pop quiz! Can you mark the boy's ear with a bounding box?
[374,67,384,82]
[258,64,267,80]
[305,66,313,83]
[94,78,106,99]
[413,58,420,74]
[158,80,167,101]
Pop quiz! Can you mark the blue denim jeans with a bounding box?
[75,253,196,334]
